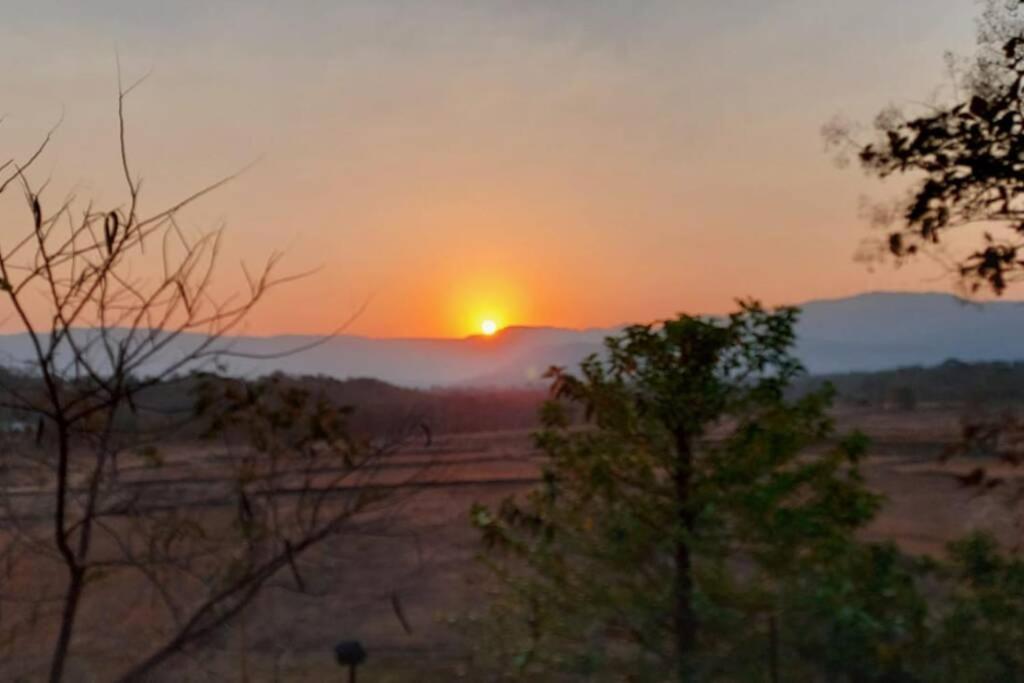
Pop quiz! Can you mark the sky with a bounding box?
[0,1,995,338]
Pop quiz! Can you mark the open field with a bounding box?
[2,405,1022,680]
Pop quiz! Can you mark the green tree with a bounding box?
[922,534,1024,682]
[772,532,1024,682]
[471,302,879,681]
[773,540,932,681]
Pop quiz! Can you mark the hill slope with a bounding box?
[1,292,1022,386]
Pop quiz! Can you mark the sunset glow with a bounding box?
[481,319,498,336]
[0,2,988,339]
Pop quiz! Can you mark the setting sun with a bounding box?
[481,319,498,336]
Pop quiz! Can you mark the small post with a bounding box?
[768,612,780,683]
[335,640,367,683]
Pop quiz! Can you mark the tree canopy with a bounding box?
[471,303,881,680]
[837,0,1024,293]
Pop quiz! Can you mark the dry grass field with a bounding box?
[2,405,1022,681]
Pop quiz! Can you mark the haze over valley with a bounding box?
[1,292,1019,387]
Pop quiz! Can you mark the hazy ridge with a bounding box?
[1,292,1022,387]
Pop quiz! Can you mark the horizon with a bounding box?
[0,1,991,338]
[0,289,1019,342]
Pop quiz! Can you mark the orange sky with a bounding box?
[0,1,1005,338]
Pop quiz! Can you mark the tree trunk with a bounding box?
[674,429,697,681]
[49,427,82,683]
[768,612,780,683]
[49,567,84,683]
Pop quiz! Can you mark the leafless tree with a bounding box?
[0,80,408,682]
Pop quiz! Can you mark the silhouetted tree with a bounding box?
[0,83,402,681]
[830,0,1024,293]
[826,0,1024,577]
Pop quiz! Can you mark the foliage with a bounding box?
[470,303,1024,681]
[919,534,1024,681]
[833,0,1024,293]
[774,541,934,681]
[471,302,881,680]
[770,535,1024,681]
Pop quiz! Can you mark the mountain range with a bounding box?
[1,292,1023,387]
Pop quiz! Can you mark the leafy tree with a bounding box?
[471,302,880,681]
[775,532,1024,682]
[467,304,1024,681]
[917,534,1024,681]
[774,540,933,681]
[831,0,1024,293]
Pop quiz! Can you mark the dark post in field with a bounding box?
[335,640,367,683]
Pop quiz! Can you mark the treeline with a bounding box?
[134,373,549,438]
[796,359,1024,409]
[0,369,550,439]
[261,375,549,436]
[8,358,1024,441]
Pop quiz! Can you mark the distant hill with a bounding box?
[0,324,613,387]
[794,292,1024,374]
[1,292,1024,386]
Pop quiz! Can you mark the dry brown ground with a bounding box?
[3,407,1022,681]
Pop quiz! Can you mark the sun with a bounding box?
[480,319,498,336]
